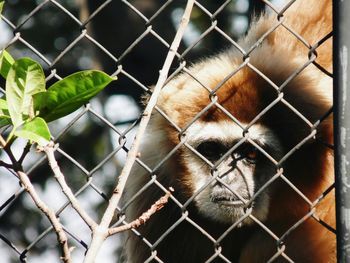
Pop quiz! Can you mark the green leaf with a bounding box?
[0,1,4,14]
[0,115,11,127]
[0,50,15,78]
[34,70,115,122]
[0,98,8,111]
[14,117,50,146]
[0,98,11,127]
[6,58,46,128]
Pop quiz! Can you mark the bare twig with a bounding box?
[108,188,173,236]
[38,141,97,230]
[0,135,72,263]
[0,160,13,169]
[1,137,17,164]
[18,142,32,164]
[16,170,72,263]
[83,1,195,262]
[0,135,7,148]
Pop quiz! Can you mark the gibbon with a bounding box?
[123,0,334,262]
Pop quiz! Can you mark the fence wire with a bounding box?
[0,0,334,263]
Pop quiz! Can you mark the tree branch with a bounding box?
[83,1,195,262]
[38,142,97,230]
[0,160,13,169]
[18,142,32,164]
[108,188,173,236]
[16,170,72,263]
[0,135,17,164]
[0,135,72,263]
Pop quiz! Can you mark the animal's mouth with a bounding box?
[210,194,247,207]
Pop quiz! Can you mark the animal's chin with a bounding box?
[194,196,251,225]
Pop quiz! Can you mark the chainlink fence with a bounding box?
[0,0,336,262]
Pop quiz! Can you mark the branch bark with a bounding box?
[16,170,72,263]
[39,142,97,230]
[83,1,195,262]
[108,188,173,236]
[0,136,72,263]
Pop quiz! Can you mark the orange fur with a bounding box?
[124,0,334,262]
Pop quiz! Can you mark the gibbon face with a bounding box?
[183,121,283,225]
[154,47,332,226]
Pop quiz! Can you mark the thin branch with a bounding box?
[0,135,17,164]
[0,135,72,262]
[38,142,97,230]
[18,142,32,164]
[16,170,72,263]
[83,1,195,262]
[108,188,173,236]
[0,135,6,148]
[0,160,13,169]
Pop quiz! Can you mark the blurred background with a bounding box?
[0,0,284,262]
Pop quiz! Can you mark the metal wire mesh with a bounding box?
[0,0,334,262]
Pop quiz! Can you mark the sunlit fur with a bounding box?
[124,0,334,262]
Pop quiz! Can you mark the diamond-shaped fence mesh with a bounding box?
[0,0,338,262]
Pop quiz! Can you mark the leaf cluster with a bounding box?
[0,51,116,146]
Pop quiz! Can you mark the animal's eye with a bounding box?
[195,141,227,162]
[238,144,259,164]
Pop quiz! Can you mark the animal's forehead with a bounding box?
[185,121,271,145]
[158,62,272,128]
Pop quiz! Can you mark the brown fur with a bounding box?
[124,0,334,262]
